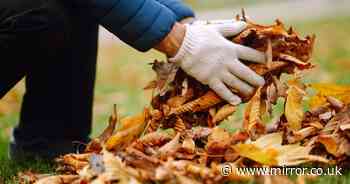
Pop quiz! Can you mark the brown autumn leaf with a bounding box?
[207,127,231,159]
[85,105,119,153]
[34,175,79,184]
[180,136,196,154]
[55,153,91,173]
[212,104,236,124]
[105,108,149,150]
[285,79,306,131]
[170,90,222,115]
[287,127,318,144]
[233,133,328,166]
[146,60,179,96]
[29,12,345,184]
[158,133,181,158]
[174,117,187,133]
[318,134,338,156]
[243,87,266,140]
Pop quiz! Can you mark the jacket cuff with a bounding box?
[98,0,177,52]
[156,0,195,21]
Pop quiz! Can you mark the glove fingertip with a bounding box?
[228,96,242,106]
[235,21,247,31]
[257,76,265,86]
[255,51,267,64]
[217,21,247,37]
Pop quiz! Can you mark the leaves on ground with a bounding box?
[22,11,350,184]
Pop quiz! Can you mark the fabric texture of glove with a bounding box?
[169,21,266,105]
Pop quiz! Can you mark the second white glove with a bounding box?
[169,21,266,105]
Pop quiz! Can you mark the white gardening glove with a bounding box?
[191,19,247,37]
[169,21,266,105]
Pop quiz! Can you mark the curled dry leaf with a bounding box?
[174,117,187,134]
[85,105,118,153]
[266,39,273,69]
[132,131,172,151]
[92,151,142,184]
[56,153,91,172]
[117,108,150,131]
[207,127,231,159]
[249,61,290,76]
[232,133,281,165]
[285,80,305,131]
[326,96,344,111]
[167,89,194,108]
[158,133,181,158]
[180,136,196,154]
[167,96,189,108]
[243,87,266,140]
[272,76,288,97]
[287,127,318,144]
[233,133,328,166]
[146,109,163,133]
[170,91,222,115]
[99,104,118,142]
[318,134,338,156]
[34,175,79,184]
[279,53,310,66]
[105,108,149,151]
[267,82,278,105]
[147,60,179,96]
[124,147,160,169]
[186,127,213,140]
[212,104,236,124]
[319,111,333,121]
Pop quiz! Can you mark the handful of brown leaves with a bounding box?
[24,12,350,184]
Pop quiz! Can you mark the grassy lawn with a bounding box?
[1,16,350,183]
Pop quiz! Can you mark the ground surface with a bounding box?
[1,0,350,183]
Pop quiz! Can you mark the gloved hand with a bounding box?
[169,21,266,105]
[181,18,250,37]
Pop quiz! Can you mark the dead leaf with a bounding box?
[285,81,305,130]
[233,133,328,166]
[34,175,79,184]
[105,108,149,150]
[213,104,236,124]
[174,117,187,134]
[149,60,179,96]
[243,87,266,140]
[158,133,181,158]
[309,83,350,108]
[170,91,222,115]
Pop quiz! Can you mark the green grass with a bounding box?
[1,16,350,183]
[0,158,55,184]
[0,130,55,183]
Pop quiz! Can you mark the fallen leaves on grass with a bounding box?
[25,11,350,184]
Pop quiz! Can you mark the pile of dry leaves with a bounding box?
[21,12,350,184]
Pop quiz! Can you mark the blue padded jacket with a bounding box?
[78,0,194,52]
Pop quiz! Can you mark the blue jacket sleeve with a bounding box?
[88,0,179,52]
[155,0,195,21]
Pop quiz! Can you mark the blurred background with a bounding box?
[1,0,350,157]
